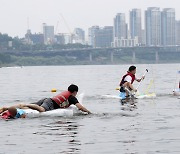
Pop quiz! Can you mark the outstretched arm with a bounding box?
[75,103,91,114]
[136,76,145,82]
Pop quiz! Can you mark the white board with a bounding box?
[102,93,156,100]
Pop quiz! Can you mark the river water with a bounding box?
[0,64,180,154]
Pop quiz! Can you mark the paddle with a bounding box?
[136,69,148,91]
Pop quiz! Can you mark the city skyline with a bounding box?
[1,7,180,40]
[0,0,180,37]
[21,6,180,47]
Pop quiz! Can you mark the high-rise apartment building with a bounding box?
[176,20,180,45]
[145,7,161,46]
[130,9,142,44]
[95,26,113,48]
[113,13,127,40]
[88,26,100,47]
[43,23,54,45]
[74,28,85,44]
[161,8,176,46]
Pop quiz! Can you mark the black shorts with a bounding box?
[32,98,56,111]
[120,87,125,92]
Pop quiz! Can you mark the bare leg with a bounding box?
[123,82,135,96]
[123,82,134,91]
[0,103,43,114]
[0,103,46,114]
[11,104,29,109]
[0,104,29,114]
[25,104,45,112]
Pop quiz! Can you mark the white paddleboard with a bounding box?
[173,89,180,96]
[24,105,80,118]
[102,93,156,100]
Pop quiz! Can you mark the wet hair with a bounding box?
[68,84,79,93]
[8,107,17,117]
[128,66,136,72]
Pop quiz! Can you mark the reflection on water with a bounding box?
[120,99,138,112]
[33,120,82,154]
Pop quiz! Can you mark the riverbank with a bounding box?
[0,47,179,66]
[0,55,179,67]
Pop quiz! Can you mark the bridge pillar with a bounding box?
[132,51,136,63]
[155,51,159,63]
[89,52,92,62]
[111,51,114,63]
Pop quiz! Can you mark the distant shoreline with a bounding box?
[0,47,179,66]
[0,61,180,68]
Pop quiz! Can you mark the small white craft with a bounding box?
[24,105,80,118]
[102,93,156,100]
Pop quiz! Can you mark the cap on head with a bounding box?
[128,66,136,72]
[68,84,79,93]
[8,107,17,117]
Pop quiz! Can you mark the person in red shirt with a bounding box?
[119,66,144,97]
[0,84,91,115]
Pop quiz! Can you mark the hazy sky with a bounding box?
[1,0,179,37]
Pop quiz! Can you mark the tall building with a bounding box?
[161,8,176,46]
[95,26,113,48]
[43,23,54,45]
[30,33,44,44]
[74,28,85,44]
[176,20,180,45]
[25,29,32,44]
[125,23,128,39]
[145,7,161,46]
[55,34,65,45]
[141,29,146,45]
[25,30,44,44]
[130,9,142,44]
[64,34,73,44]
[113,13,138,47]
[88,26,100,47]
[113,13,127,40]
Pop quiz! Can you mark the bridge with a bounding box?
[3,46,180,64]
